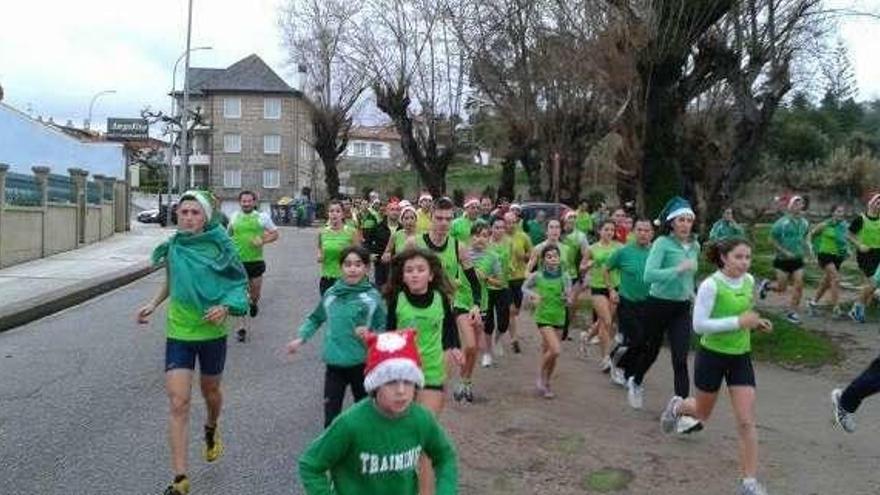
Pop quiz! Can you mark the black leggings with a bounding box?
[484,289,511,335]
[841,354,880,413]
[319,277,337,296]
[323,364,367,427]
[632,297,692,398]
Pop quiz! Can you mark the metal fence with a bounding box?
[6,172,41,206]
[86,181,100,204]
[48,174,74,203]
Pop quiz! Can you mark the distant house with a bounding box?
[0,101,125,178]
[339,125,406,174]
[173,54,318,214]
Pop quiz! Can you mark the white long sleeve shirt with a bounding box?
[692,272,754,335]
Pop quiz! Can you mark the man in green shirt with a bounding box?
[526,209,548,246]
[759,195,810,325]
[708,207,746,242]
[228,190,279,342]
[299,330,458,495]
[605,218,654,408]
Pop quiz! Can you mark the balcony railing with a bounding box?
[172,154,211,166]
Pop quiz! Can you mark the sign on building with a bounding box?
[107,118,148,139]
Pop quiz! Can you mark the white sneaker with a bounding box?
[494,343,505,358]
[735,479,769,495]
[480,353,493,368]
[831,388,856,433]
[661,396,683,434]
[626,377,643,409]
[600,356,612,373]
[589,335,600,345]
[610,367,626,387]
[675,415,703,434]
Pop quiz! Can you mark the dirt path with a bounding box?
[442,301,880,494]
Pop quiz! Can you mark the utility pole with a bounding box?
[179,0,194,192]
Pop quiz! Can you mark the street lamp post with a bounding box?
[85,90,116,131]
[167,45,211,205]
[180,0,195,192]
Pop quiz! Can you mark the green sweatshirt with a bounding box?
[606,242,650,302]
[708,220,745,242]
[644,235,700,301]
[770,214,809,259]
[299,399,458,495]
[297,278,387,367]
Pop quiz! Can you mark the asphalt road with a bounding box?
[0,227,327,495]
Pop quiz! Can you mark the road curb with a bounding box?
[0,262,160,333]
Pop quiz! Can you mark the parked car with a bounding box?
[519,202,570,222]
[137,209,160,224]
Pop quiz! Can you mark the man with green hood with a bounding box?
[137,190,249,495]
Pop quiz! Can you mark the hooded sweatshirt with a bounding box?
[298,278,387,366]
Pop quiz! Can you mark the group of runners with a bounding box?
[136,187,880,495]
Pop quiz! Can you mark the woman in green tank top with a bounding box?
[382,248,462,495]
[660,238,773,495]
[522,244,573,399]
[584,221,623,371]
[319,201,360,295]
[808,205,848,317]
[381,205,418,266]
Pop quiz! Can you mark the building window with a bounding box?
[370,143,383,157]
[264,98,281,119]
[223,134,241,153]
[223,169,241,188]
[264,134,281,154]
[263,169,281,188]
[352,142,367,157]
[223,98,241,119]
[300,140,312,162]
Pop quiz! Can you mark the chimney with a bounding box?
[48,117,54,124]
[291,64,307,91]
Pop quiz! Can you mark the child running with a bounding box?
[659,238,773,495]
[808,205,849,318]
[467,222,503,368]
[286,246,387,427]
[486,217,514,362]
[758,194,810,324]
[584,220,622,373]
[505,210,532,353]
[384,248,463,495]
[523,244,574,399]
[299,329,458,495]
[318,200,361,295]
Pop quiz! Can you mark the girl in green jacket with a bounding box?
[287,246,387,427]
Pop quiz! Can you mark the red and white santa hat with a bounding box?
[865,191,880,208]
[363,330,425,392]
[773,192,804,210]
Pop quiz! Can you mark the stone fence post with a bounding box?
[32,166,50,256]
[68,168,89,245]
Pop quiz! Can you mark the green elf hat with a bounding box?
[180,190,214,223]
[654,196,694,227]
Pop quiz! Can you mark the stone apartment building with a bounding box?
[173,54,318,214]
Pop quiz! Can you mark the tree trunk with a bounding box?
[498,157,516,201]
[323,156,341,199]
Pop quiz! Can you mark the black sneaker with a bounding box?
[512,341,522,354]
[249,303,258,318]
[236,329,247,342]
[757,279,770,300]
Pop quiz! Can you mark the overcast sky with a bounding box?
[1,0,878,132]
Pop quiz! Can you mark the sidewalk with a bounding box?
[0,223,172,332]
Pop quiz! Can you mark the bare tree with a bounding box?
[353,0,468,197]
[280,0,366,199]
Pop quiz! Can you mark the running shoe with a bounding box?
[831,388,856,433]
[832,305,845,319]
[600,356,612,373]
[453,383,466,402]
[164,475,190,495]
[610,344,629,367]
[203,424,224,462]
[849,303,866,324]
[480,353,493,368]
[589,335,600,345]
[236,328,247,342]
[807,299,819,316]
[676,415,703,434]
[512,340,522,354]
[249,303,259,318]
[610,367,627,387]
[735,479,769,495]
[542,386,556,399]
[626,377,643,410]
[536,378,548,396]
[494,342,505,358]
[463,382,474,403]
[785,312,801,325]
[757,279,771,300]
[660,396,683,434]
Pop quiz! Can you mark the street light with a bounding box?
[85,90,116,130]
[166,45,211,202]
